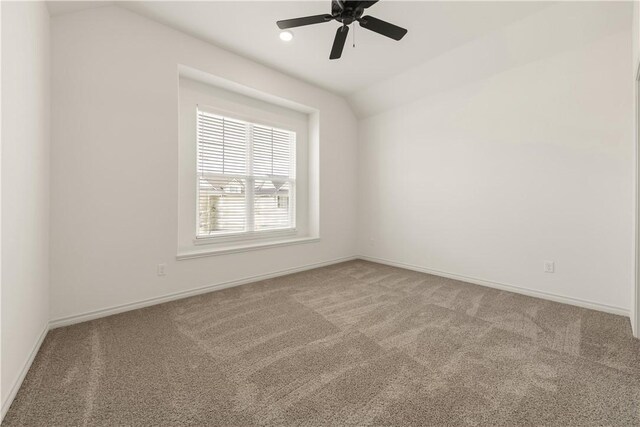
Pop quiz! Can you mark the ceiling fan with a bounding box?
[276,0,408,60]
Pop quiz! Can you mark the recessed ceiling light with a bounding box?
[279,31,293,42]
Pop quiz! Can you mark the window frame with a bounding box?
[177,75,315,259]
[193,105,298,243]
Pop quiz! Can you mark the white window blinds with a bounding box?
[196,109,296,238]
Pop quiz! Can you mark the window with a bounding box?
[177,74,317,258]
[196,109,296,238]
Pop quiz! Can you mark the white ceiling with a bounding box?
[348,1,631,117]
[47,1,114,16]
[46,1,629,117]
[111,1,551,96]
[47,1,553,96]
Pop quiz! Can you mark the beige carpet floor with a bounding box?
[4,260,640,426]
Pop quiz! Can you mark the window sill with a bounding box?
[193,229,297,246]
[176,236,320,260]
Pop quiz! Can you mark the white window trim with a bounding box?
[177,236,320,260]
[193,227,297,245]
[177,75,316,259]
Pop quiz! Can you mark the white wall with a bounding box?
[50,6,358,322]
[1,1,50,419]
[633,1,640,336]
[358,2,634,314]
[47,3,638,325]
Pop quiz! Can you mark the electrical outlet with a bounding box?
[544,261,555,273]
[157,263,166,276]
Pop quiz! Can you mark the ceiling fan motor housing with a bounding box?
[332,1,365,25]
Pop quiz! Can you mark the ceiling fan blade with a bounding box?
[330,25,349,60]
[358,15,407,40]
[277,14,333,29]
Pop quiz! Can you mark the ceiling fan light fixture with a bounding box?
[279,31,294,42]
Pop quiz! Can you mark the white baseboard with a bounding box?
[49,256,357,329]
[1,324,48,423]
[49,254,630,329]
[358,255,630,317]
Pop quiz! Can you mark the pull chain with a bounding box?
[353,23,356,48]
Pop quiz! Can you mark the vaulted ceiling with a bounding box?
[119,1,551,96]
[47,1,630,117]
[48,1,550,94]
